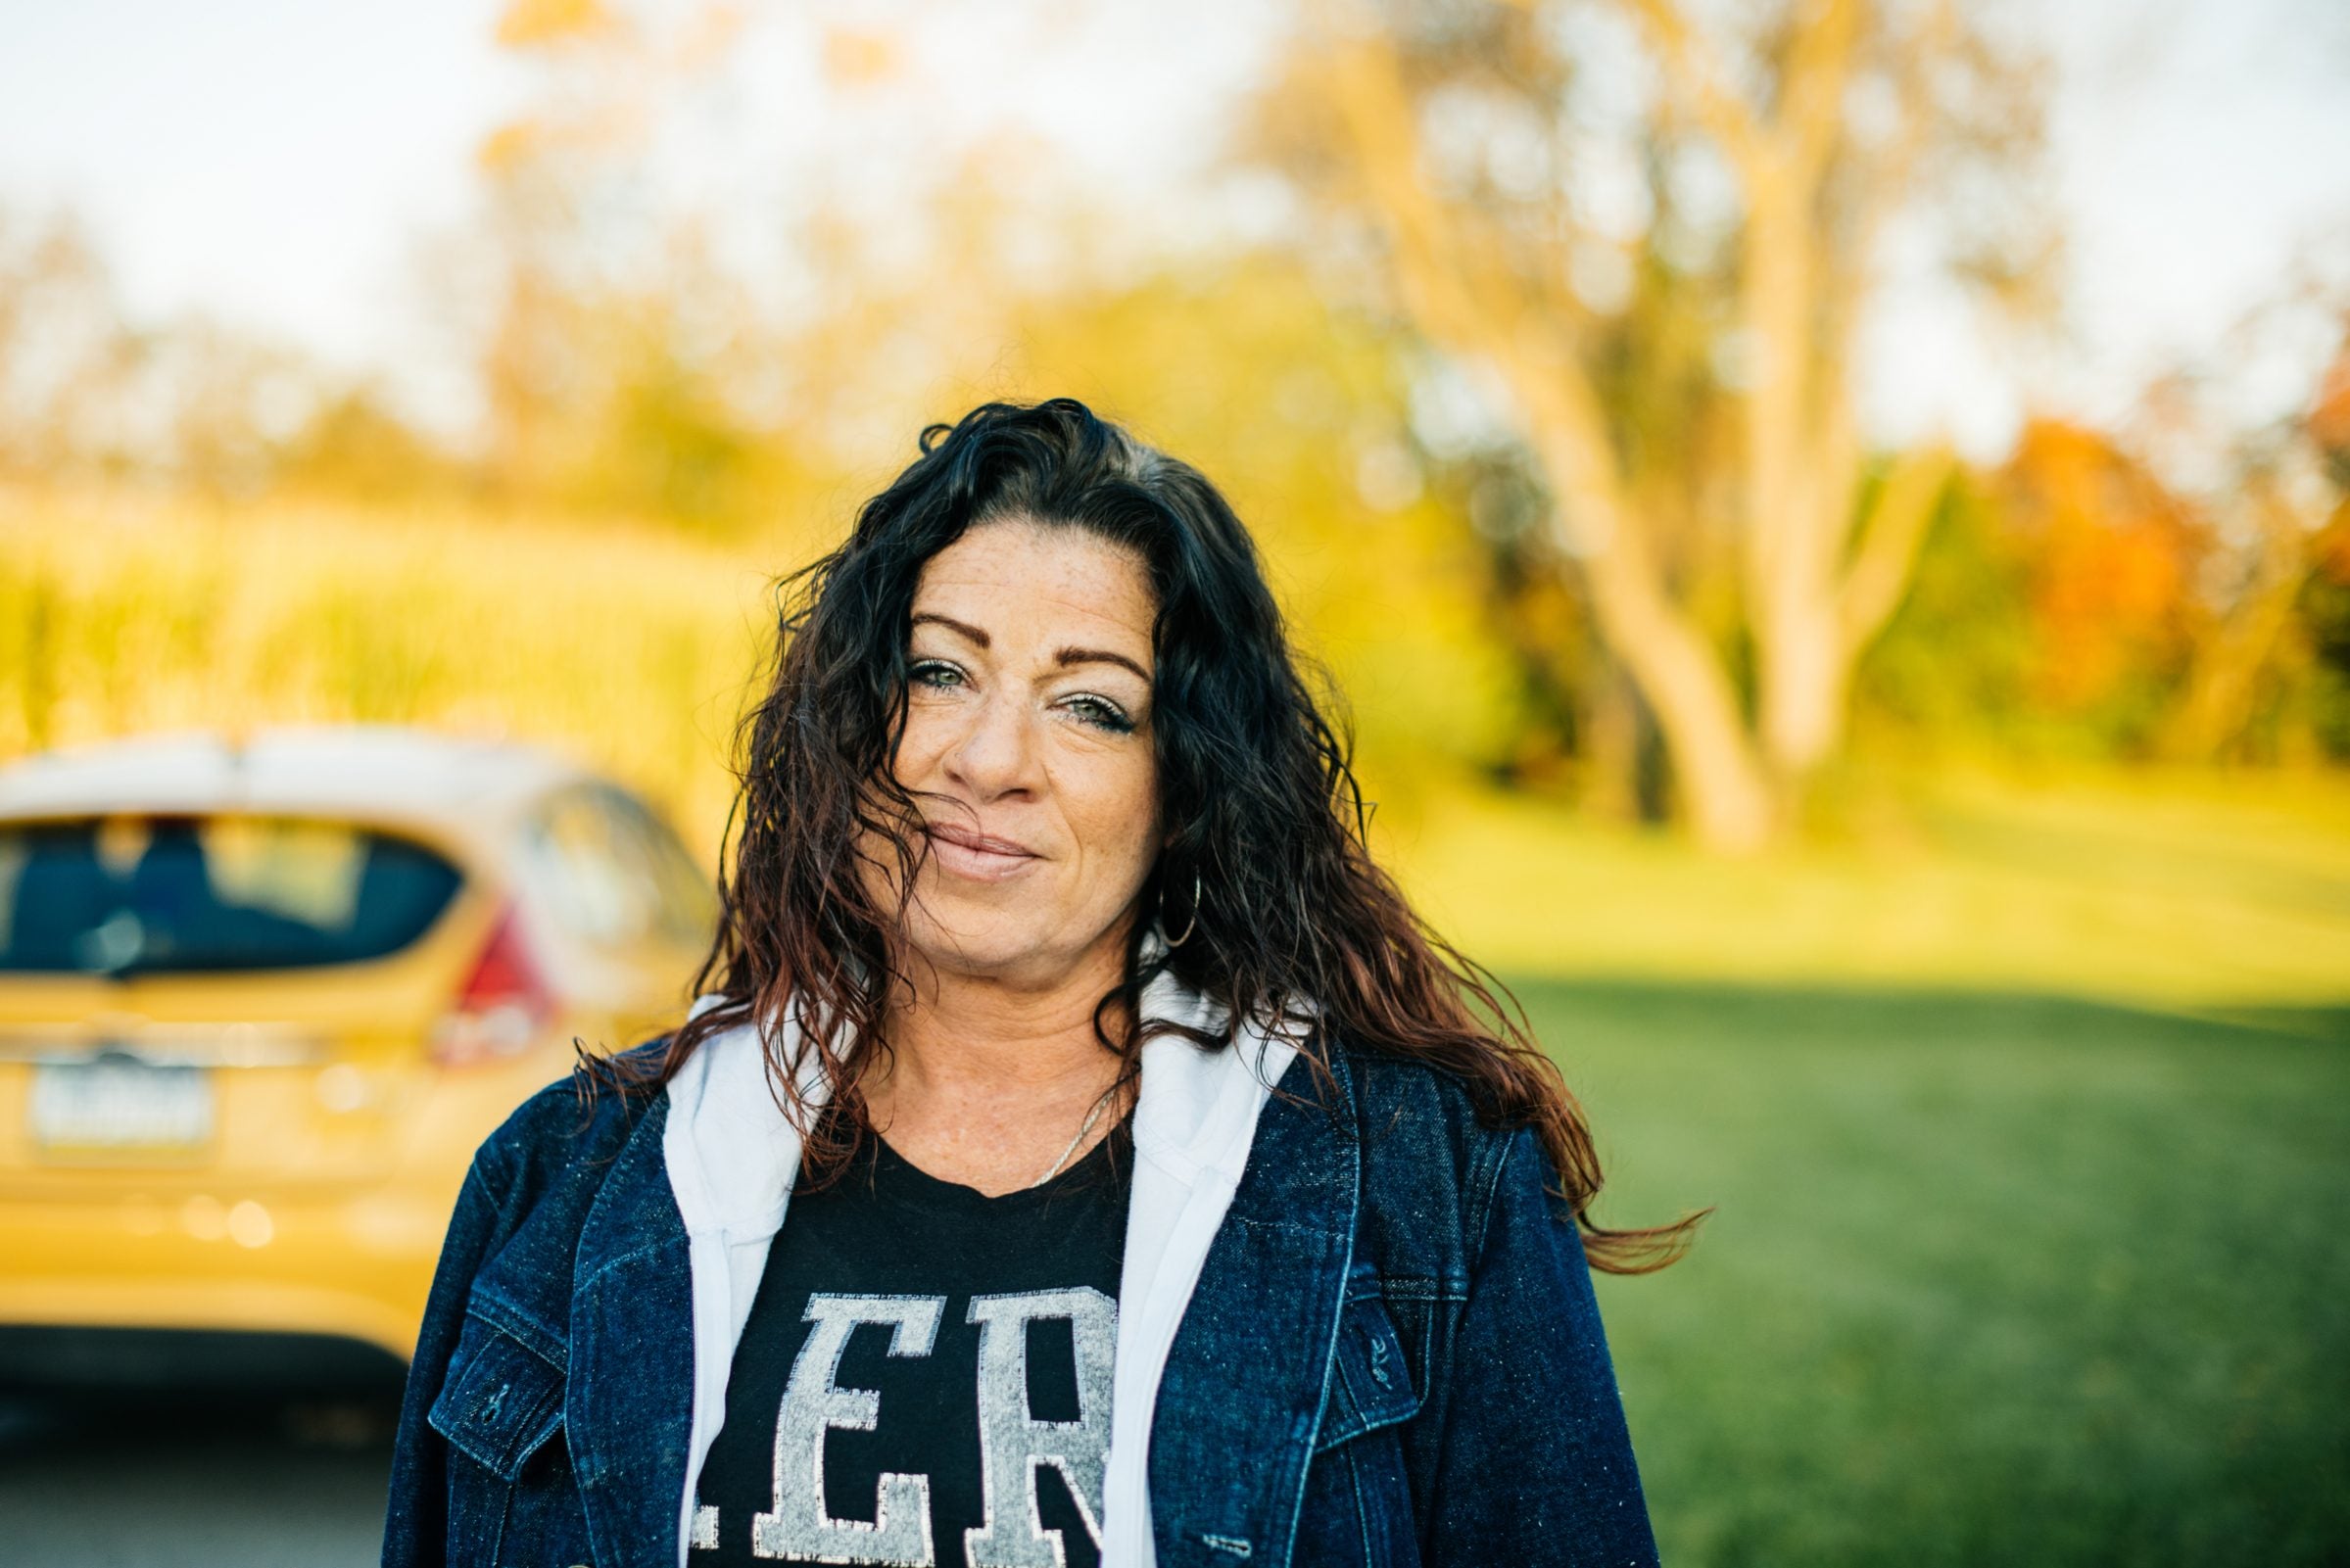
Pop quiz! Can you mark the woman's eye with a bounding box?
[1063,694,1135,735]
[909,659,965,690]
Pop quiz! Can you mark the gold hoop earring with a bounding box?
[1163,867,1201,948]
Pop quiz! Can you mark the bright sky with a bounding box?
[0,0,2344,455]
[0,0,521,372]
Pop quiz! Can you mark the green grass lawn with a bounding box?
[1383,763,2350,1559]
[1531,980,2350,1566]
[1380,759,2350,1007]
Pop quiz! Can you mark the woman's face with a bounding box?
[864,516,1162,992]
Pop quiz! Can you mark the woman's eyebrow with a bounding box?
[913,611,1149,683]
[910,610,988,645]
[1056,646,1151,683]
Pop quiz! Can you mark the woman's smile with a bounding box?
[923,820,1041,881]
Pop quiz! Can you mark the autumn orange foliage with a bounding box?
[2000,420,2203,714]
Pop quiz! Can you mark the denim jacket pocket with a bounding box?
[427,1310,568,1483]
[1314,1292,1423,1454]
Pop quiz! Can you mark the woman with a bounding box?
[382,398,1694,1568]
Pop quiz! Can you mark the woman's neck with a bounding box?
[860,933,1135,1196]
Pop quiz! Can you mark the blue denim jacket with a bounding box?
[379,1037,1659,1568]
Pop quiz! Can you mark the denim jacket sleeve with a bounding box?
[1424,1124,1659,1568]
[380,1151,510,1568]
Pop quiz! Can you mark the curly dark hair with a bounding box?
[596,396,1698,1272]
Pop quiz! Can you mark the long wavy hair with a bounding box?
[595,397,1697,1273]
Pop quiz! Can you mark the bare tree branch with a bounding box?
[1838,443,1954,653]
[1315,29,1621,548]
[1780,0,1864,184]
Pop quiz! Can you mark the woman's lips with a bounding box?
[923,824,1039,882]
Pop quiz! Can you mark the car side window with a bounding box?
[523,785,658,947]
[601,787,718,946]
[523,784,714,950]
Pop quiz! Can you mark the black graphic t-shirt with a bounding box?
[687,1110,1131,1568]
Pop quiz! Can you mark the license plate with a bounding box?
[30,1058,216,1154]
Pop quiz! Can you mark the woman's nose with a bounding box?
[941,689,1039,798]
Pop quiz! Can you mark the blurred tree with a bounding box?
[0,201,358,499]
[2300,508,2350,761]
[1417,442,1674,819]
[2003,420,2202,751]
[2129,292,2350,765]
[145,319,319,503]
[1255,0,2047,847]
[1850,465,2034,752]
[455,0,800,530]
[2302,340,2350,758]
[275,382,469,504]
[1863,305,2350,768]
[0,206,138,479]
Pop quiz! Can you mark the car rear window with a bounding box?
[0,815,464,974]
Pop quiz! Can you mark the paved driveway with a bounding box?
[0,1393,396,1567]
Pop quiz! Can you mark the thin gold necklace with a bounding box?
[1030,1091,1114,1187]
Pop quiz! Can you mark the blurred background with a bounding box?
[1,0,2346,1562]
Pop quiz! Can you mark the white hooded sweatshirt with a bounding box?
[658,957,1302,1568]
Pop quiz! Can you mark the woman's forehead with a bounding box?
[912,520,1156,656]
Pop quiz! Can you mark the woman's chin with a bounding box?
[900,909,1122,986]
[903,911,1037,965]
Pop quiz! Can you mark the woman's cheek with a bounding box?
[892,709,952,785]
[1085,759,1160,886]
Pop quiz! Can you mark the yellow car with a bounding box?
[0,725,714,1390]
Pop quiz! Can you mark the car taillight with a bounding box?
[430,902,553,1068]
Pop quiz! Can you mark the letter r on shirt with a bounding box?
[963,1287,1118,1568]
